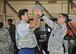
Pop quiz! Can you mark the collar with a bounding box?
[20,20,28,23]
[58,23,66,28]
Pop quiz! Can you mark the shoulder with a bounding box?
[16,23,29,29]
[62,24,67,32]
[0,28,9,33]
[1,28,8,31]
[12,24,15,26]
[18,22,29,26]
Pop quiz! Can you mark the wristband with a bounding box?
[41,14,44,18]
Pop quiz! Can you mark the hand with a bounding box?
[33,9,43,16]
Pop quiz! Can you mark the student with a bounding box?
[33,7,70,54]
[16,9,40,54]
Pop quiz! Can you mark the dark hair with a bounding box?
[18,9,28,20]
[8,19,13,22]
[0,22,3,28]
[60,13,71,22]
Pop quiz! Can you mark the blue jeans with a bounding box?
[19,48,34,54]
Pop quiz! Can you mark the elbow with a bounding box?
[29,26,35,29]
[29,24,36,29]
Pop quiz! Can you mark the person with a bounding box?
[8,19,16,43]
[33,7,70,54]
[16,9,40,54]
[64,24,76,54]
[8,19,17,54]
[32,5,49,54]
[0,22,12,54]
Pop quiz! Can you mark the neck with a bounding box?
[21,20,28,23]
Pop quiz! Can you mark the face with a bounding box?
[33,9,39,15]
[33,9,42,16]
[8,21,12,25]
[57,14,66,25]
[22,12,29,22]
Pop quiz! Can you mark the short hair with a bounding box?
[18,9,28,20]
[8,19,13,22]
[32,5,44,12]
[60,13,71,22]
[0,22,3,28]
[60,13,69,19]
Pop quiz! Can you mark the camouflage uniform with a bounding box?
[42,15,67,54]
[0,28,12,54]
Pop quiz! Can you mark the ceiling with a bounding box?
[7,0,76,1]
[6,0,76,3]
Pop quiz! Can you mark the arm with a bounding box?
[6,29,12,46]
[31,19,40,31]
[33,9,57,29]
[29,17,38,29]
[42,15,57,29]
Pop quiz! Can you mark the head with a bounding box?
[57,13,69,25]
[18,9,29,22]
[0,22,3,29]
[32,5,44,15]
[8,19,13,25]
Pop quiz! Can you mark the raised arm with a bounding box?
[29,17,38,29]
[33,9,57,29]
[42,15,57,29]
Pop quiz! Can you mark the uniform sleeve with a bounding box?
[17,24,30,37]
[42,15,57,29]
[6,29,12,46]
[62,26,67,38]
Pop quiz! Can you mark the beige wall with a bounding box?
[1,1,76,27]
[0,0,4,21]
[6,1,68,15]
[6,1,76,16]
[0,0,4,14]
[6,1,68,23]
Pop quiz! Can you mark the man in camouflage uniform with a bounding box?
[0,22,12,54]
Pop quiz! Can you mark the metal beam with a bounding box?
[67,0,70,15]
[69,0,76,8]
[3,0,7,20]
[6,1,17,14]
[36,0,54,18]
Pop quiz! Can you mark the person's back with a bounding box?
[0,22,11,54]
[7,19,18,54]
[8,19,16,42]
[8,24,15,42]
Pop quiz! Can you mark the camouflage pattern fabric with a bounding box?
[0,28,12,54]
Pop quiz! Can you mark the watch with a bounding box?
[41,14,44,18]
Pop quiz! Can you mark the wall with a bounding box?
[0,0,4,22]
[1,1,76,27]
[6,1,68,23]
